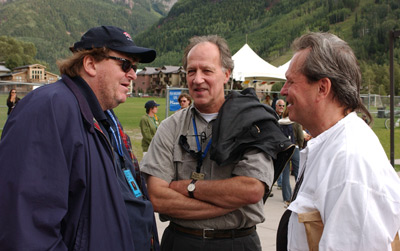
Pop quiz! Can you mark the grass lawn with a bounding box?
[113,96,167,160]
[1,93,400,169]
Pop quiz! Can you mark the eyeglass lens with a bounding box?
[121,60,137,73]
[107,56,137,73]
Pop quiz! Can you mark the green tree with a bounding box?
[0,36,41,69]
[360,62,376,94]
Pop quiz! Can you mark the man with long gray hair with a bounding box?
[277,32,400,250]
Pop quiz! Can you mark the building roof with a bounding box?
[160,66,184,74]
[0,65,11,72]
[0,72,12,77]
[13,64,47,71]
[137,67,160,75]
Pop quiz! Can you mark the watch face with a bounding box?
[188,183,196,192]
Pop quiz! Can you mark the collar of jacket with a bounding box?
[61,74,96,134]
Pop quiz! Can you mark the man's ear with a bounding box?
[224,69,231,84]
[317,77,332,101]
[82,55,97,77]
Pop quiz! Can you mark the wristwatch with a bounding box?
[187,179,197,198]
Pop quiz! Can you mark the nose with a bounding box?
[191,71,205,85]
[126,68,137,80]
[280,81,288,96]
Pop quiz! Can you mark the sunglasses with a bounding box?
[179,100,187,103]
[179,135,201,160]
[106,56,137,73]
[278,104,285,107]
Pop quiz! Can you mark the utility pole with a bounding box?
[389,29,400,166]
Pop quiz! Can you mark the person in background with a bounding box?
[0,25,159,250]
[291,120,304,177]
[275,99,285,118]
[277,32,400,250]
[271,93,279,110]
[6,89,20,115]
[275,99,286,189]
[140,100,160,153]
[277,107,296,208]
[178,93,192,109]
[264,94,272,106]
[141,35,289,251]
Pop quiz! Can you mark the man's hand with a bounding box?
[169,176,265,209]
[146,176,235,220]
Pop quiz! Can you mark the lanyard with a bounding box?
[192,117,212,164]
[107,110,143,198]
[148,114,158,129]
[107,110,124,158]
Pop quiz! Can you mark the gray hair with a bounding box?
[292,32,371,122]
[182,35,234,72]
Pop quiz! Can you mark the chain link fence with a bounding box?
[1,87,400,130]
[361,94,400,118]
[0,105,6,130]
[256,91,400,118]
[0,82,45,131]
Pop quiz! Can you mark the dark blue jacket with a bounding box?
[0,75,157,250]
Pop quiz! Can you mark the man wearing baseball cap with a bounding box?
[0,26,159,250]
[140,100,161,153]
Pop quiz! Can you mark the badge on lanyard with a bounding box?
[191,172,205,180]
[123,169,143,198]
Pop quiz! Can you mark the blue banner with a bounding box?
[169,90,182,111]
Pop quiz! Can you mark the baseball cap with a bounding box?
[70,25,156,63]
[145,100,160,109]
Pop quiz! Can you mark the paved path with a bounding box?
[155,170,400,250]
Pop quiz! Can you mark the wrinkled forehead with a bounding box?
[187,42,221,66]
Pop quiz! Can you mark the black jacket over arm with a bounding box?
[210,88,295,201]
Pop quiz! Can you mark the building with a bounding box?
[0,62,11,75]
[160,66,186,88]
[0,64,59,95]
[133,67,159,96]
[132,65,186,97]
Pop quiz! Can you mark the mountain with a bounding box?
[0,0,178,73]
[0,0,399,94]
[136,0,399,66]
[133,0,400,94]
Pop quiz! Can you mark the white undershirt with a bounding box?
[199,112,218,123]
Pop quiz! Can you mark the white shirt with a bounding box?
[288,112,400,250]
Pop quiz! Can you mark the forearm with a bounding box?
[147,176,234,220]
[169,176,265,209]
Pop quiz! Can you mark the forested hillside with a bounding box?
[135,0,400,95]
[0,0,399,95]
[0,0,175,73]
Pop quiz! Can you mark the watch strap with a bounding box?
[188,179,197,198]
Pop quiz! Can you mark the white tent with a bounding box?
[232,44,286,83]
[277,59,291,77]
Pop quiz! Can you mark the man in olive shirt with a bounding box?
[140,100,160,153]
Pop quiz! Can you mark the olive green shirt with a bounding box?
[141,106,274,229]
[140,114,159,152]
